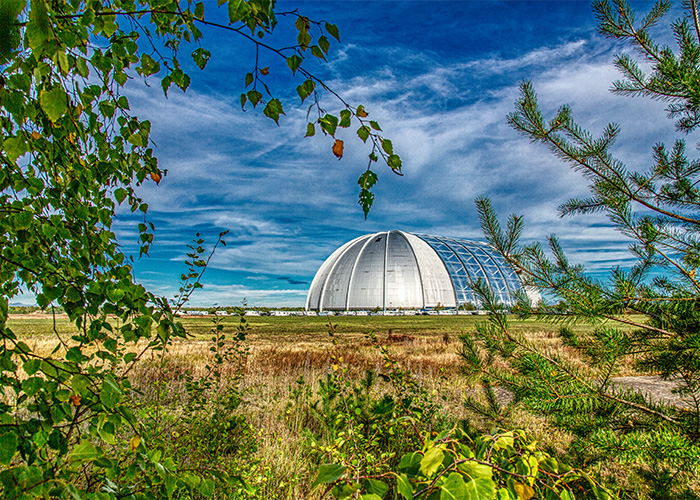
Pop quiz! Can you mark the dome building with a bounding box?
[305,230,539,311]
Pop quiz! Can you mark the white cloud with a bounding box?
[118,25,683,305]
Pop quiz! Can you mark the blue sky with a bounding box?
[107,0,682,307]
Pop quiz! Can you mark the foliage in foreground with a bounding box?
[0,0,403,498]
[314,427,614,500]
[464,1,700,497]
[302,332,613,500]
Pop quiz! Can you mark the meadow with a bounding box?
[5,313,651,499]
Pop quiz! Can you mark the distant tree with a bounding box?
[463,0,700,496]
[0,1,400,498]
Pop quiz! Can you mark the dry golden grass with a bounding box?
[6,312,650,498]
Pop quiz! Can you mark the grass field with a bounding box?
[7,312,635,379]
[5,312,647,498]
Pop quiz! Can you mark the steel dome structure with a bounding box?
[305,230,539,311]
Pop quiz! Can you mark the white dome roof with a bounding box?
[306,230,538,311]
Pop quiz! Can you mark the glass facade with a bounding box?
[414,234,522,307]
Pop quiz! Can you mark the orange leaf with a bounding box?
[32,131,41,140]
[356,105,368,118]
[260,67,269,75]
[150,171,162,184]
[70,394,81,407]
[332,139,344,159]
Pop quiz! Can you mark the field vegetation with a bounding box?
[6,313,670,499]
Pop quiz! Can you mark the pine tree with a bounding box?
[462,1,700,496]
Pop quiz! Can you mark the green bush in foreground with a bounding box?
[318,428,613,500]
[0,0,400,498]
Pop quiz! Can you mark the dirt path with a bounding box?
[488,375,695,409]
[611,375,695,409]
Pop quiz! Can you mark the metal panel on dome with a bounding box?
[400,232,456,308]
[306,236,364,310]
[347,233,387,309]
[384,231,423,309]
[321,236,368,310]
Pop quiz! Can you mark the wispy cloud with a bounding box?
[113,2,686,306]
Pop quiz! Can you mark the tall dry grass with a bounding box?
[7,313,646,498]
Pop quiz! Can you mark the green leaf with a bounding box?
[420,447,444,477]
[245,72,254,87]
[3,136,27,162]
[0,431,18,465]
[319,114,339,136]
[107,287,124,303]
[339,109,352,128]
[311,45,326,60]
[228,0,250,23]
[440,473,468,500]
[247,90,262,107]
[71,374,91,395]
[287,54,302,74]
[333,483,360,500]
[365,479,389,497]
[0,296,7,331]
[23,359,40,376]
[357,125,370,143]
[319,35,330,54]
[71,440,101,462]
[297,31,311,50]
[139,53,160,76]
[359,187,374,218]
[325,22,340,42]
[370,120,382,131]
[585,477,613,500]
[311,463,346,488]
[76,56,89,77]
[263,99,285,124]
[114,188,127,204]
[22,377,43,397]
[100,376,122,409]
[305,122,315,137]
[512,482,534,500]
[297,79,316,103]
[0,0,25,61]
[358,170,378,189]
[467,478,496,500]
[40,86,68,123]
[381,138,394,155]
[194,2,204,19]
[457,462,492,481]
[27,0,50,52]
[397,474,414,500]
[200,478,215,497]
[191,48,211,70]
[388,154,402,171]
[494,432,514,450]
[295,15,309,32]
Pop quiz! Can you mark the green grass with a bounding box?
[176,313,634,339]
[7,311,639,343]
